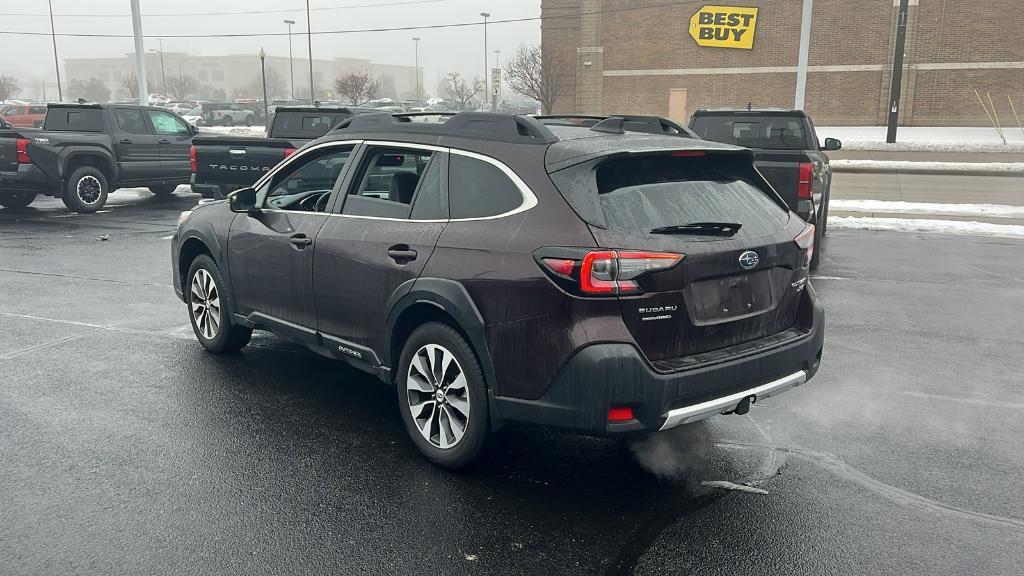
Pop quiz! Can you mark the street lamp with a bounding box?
[284,19,296,101]
[412,37,421,101]
[480,12,490,107]
[148,39,166,98]
[259,48,269,131]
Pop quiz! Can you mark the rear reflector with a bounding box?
[672,150,706,157]
[189,145,197,173]
[608,406,635,422]
[797,162,813,199]
[541,258,575,277]
[16,138,30,163]
[794,224,815,268]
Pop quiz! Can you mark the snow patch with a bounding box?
[830,200,1024,219]
[830,216,1024,238]
[817,126,1024,148]
[830,159,1024,173]
[197,126,266,138]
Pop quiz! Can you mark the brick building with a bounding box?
[541,0,1024,126]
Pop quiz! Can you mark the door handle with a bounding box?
[119,139,132,144]
[387,245,417,263]
[158,139,170,144]
[289,234,312,248]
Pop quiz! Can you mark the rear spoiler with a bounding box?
[534,114,698,138]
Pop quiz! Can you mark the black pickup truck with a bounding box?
[190,106,372,199]
[689,108,841,268]
[0,103,198,212]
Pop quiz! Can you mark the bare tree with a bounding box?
[68,78,111,103]
[245,68,287,100]
[504,43,570,114]
[334,71,381,105]
[120,72,139,99]
[443,72,483,111]
[167,75,199,100]
[0,75,22,101]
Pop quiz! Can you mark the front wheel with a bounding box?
[221,116,234,127]
[396,322,489,468]
[62,166,108,213]
[186,255,252,353]
[0,191,36,209]
[149,184,178,196]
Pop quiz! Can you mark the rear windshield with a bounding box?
[690,115,810,150]
[550,152,789,239]
[270,112,348,139]
[43,108,104,132]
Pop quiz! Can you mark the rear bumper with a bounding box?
[492,289,825,436]
[0,164,53,194]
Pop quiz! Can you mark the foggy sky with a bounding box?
[0,0,541,97]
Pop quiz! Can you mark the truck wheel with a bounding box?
[149,184,178,196]
[62,166,108,213]
[396,322,489,469]
[810,223,822,270]
[221,116,234,127]
[186,255,252,353]
[0,191,36,209]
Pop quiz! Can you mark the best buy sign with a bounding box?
[689,5,759,49]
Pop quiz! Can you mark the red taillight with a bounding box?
[283,147,296,157]
[608,406,635,422]
[16,138,30,163]
[794,224,815,268]
[189,145,197,173]
[672,150,705,157]
[797,162,813,200]
[580,250,683,294]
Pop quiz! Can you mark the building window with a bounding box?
[198,69,208,81]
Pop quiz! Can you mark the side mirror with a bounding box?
[228,187,259,215]
[189,124,199,134]
[823,137,842,151]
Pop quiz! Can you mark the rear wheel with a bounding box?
[62,166,108,213]
[221,116,234,127]
[396,322,489,468]
[0,191,36,209]
[245,115,253,127]
[149,184,177,196]
[186,255,252,353]
[810,221,822,270]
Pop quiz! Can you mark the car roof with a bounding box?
[544,126,747,172]
[693,107,808,117]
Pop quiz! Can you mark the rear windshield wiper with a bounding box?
[649,222,742,236]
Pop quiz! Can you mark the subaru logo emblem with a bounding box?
[738,251,759,270]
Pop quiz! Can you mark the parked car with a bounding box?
[167,102,200,116]
[200,102,255,127]
[172,112,825,468]
[689,108,841,268]
[1,104,48,128]
[190,106,372,199]
[0,103,198,212]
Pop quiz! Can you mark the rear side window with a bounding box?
[271,113,346,139]
[448,154,523,219]
[550,153,789,239]
[690,115,809,150]
[114,108,148,134]
[43,108,104,131]
[29,106,47,115]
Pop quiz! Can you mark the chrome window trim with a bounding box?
[254,138,540,223]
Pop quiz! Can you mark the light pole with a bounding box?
[148,40,166,98]
[306,0,315,104]
[259,48,269,130]
[412,37,421,101]
[480,12,490,107]
[284,19,296,101]
[47,0,62,101]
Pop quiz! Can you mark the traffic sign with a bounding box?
[689,5,759,49]
[491,68,501,97]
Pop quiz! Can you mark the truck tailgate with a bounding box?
[193,136,296,186]
[0,131,20,174]
[751,149,810,213]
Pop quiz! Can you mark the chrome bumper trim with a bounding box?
[659,370,807,431]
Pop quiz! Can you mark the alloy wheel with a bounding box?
[76,175,102,205]
[406,344,471,449]
[189,268,221,340]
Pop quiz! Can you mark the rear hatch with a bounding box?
[193,135,295,186]
[547,149,813,365]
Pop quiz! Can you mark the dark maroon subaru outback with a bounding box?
[171,112,824,468]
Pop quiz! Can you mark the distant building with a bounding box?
[542,0,1024,126]
[63,52,421,102]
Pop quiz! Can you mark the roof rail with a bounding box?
[535,114,696,137]
[590,117,626,134]
[331,111,558,144]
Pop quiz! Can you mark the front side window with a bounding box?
[342,147,442,219]
[262,145,353,212]
[147,110,190,135]
[448,154,524,219]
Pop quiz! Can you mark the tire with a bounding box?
[820,192,831,237]
[810,221,823,270]
[149,184,177,196]
[221,116,234,127]
[185,254,252,353]
[62,166,108,213]
[245,116,253,127]
[396,322,489,468]
[0,191,36,209]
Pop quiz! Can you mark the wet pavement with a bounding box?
[1,189,1022,575]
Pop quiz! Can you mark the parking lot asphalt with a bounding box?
[2,189,1023,575]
